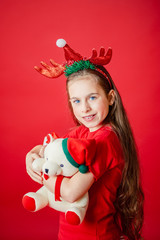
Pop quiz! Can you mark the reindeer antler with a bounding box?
[34,59,65,78]
[88,47,112,65]
[34,39,113,79]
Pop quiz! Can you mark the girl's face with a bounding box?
[68,74,114,132]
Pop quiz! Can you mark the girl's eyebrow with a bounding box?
[89,93,99,96]
[70,93,99,100]
[69,97,79,100]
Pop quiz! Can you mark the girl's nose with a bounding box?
[81,101,91,113]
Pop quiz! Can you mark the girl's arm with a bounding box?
[43,171,95,203]
[26,145,44,184]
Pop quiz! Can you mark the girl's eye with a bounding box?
[73,99,80,104]
[90,96,96,101]
[60,164,64,167]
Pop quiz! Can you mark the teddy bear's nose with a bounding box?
[45,168,49,174]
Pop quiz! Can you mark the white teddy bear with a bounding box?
[22,135,96,225]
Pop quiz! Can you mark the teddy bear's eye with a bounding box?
[60,164,64,167]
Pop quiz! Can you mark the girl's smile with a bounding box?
[82,114,96,122]
[68,74,114,132]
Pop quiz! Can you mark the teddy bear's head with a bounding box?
[43,138,79,177]
[32,137,96,180]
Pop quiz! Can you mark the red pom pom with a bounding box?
[66,211,80,225]
[22,195,36,211]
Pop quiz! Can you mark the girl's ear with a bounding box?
[108,90,115,106]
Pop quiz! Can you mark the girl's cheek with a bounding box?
[73,109,78,117]
[73,105,80,113]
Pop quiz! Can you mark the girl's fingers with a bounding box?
[39,146,45,157]
[31,153,40,160]
[26,150,43,184]
[27,167,43,184]
[26,153,39,170]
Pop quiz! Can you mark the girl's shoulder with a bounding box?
[91,125,124,157]
[88,124,117,139]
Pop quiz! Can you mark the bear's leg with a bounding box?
[22,186,48,212]
[65,206,87,225]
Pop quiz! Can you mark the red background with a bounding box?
[1,0,160,239]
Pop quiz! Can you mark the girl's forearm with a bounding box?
[43,172,94,203]
[61,172,94,203]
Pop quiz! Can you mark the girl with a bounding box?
[26,39,144,240]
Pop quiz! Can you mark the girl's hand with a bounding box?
[26,145,44,184]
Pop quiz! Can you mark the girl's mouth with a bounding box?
[82,114,96,122]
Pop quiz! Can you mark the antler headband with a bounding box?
[35,39,112,86]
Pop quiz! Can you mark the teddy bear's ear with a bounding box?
[43,132,59,146]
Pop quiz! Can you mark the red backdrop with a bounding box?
[1,0,160,239]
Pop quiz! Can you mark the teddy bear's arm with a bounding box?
[32,157,45,172]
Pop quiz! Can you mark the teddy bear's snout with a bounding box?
[42,161,62,176]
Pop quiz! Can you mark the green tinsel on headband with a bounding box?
[64,60,96,76]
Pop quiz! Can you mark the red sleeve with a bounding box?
[88,131,124,181]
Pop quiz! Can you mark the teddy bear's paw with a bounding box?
[22,195,36,212]
[65,210,81,225]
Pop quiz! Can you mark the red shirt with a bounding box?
[58,125,124,240]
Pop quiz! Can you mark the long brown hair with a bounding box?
[66,67,144,239]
